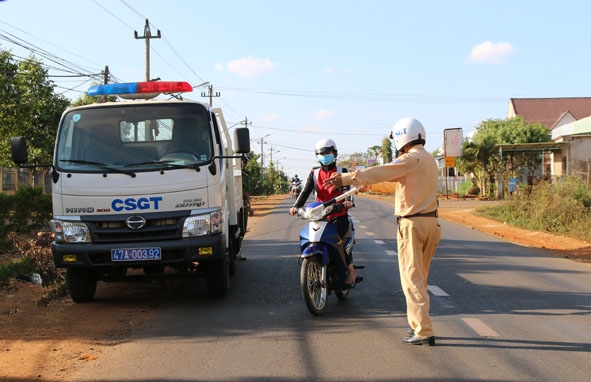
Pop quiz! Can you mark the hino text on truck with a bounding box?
[11,81,251,302]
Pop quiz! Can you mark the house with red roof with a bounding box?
[507,98,591,179]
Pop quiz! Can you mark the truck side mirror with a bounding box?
[11,137,28,165]
[234,127,250,154]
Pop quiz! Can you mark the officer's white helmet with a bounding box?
[314,138,338,155]
[389,117,426,151]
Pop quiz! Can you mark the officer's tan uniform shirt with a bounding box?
[340,145,438,216]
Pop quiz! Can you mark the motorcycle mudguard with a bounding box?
[301,243,329,265]
[301,244,348,291]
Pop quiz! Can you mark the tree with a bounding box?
[380,137,393,163]
[241,152,261,194]
[0,50,70,167]
[457,116,550,197]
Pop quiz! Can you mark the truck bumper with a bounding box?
[52,234,226,268]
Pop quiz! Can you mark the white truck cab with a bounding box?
[11,81,250,302]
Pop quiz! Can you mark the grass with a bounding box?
[477,176,591,243]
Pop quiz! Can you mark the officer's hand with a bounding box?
[324,173,343,189]
[343,200,353,209]
[289,207,298,216]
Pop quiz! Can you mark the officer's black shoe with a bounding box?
[402,334,435,346]
[405,328,414,336]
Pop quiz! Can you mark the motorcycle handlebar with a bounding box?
[307,186,359,216]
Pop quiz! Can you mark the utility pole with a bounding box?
[260,138,265,178]
[201,84,221,106]
[134,19,161,81]
[241,116,252,129]
[103,66,109,84]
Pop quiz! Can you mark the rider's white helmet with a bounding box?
[314,138,338,155]
[389,117,426,151]
[315,138,338,166]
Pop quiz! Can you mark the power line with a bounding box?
[92,0,136,31]
[0,21,103,72]
[215,86,507,104]
[249,124,386,136]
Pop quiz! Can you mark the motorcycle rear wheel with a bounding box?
[300,257,327,315]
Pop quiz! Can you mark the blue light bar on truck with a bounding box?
[87,81,193,97]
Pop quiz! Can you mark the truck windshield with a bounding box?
[55,103,214,172]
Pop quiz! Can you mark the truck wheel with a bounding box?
[66,269,97,303]
[206,258,230,298]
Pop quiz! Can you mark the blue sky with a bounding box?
[2,0,590,178]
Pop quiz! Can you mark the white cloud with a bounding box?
[468,41,515,64]
[315,109,335,120]
[324,67,335,75]
[225,57,277,77]
[214,62,224,71]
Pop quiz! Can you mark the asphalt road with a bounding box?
[71,195,591,381]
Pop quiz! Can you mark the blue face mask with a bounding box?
[317,153,335,166]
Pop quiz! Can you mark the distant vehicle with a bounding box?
[11,81,250,302]
[290,179,302,199]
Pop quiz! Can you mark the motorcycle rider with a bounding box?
[289,138,357,286]
[290,175,302,197]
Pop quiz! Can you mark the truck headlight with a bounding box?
[182,210,222,238]
[51,220,91,243]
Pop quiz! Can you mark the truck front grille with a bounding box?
[85,214,187,243]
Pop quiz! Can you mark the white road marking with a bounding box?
[385,250,397,256]
[374,240,385,245]
[462,318,500,337]
[365,232,375,236]
[428,285,449,296]
[358,225,367,229]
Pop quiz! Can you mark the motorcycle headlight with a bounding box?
[182,210,223,238]
[51,220,91,243]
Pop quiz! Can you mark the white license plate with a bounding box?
[111,247,161,262]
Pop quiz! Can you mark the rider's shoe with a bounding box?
[345,270,357,286]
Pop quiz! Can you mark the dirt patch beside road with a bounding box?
[1,192,590,381]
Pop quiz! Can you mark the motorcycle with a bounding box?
[295,186,363,315]
[291,181,302,199]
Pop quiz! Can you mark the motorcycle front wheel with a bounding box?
[300,257,327,316]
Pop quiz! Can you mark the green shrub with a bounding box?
[457,181,472,196]
[0,186,52,250]
[477,176,591,242]
[10,186,52,230]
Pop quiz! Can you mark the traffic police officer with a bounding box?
[323,117,441,345]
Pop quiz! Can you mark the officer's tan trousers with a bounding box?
[397,216,441,337]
